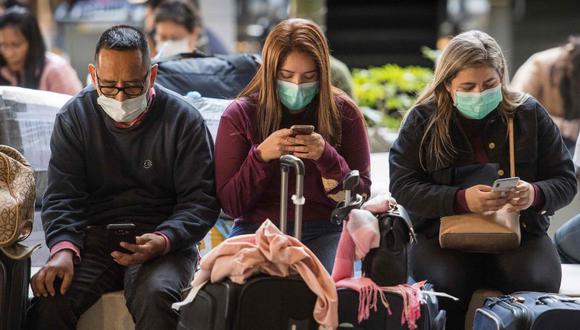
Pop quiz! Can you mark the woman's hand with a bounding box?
[465,184,509,213]
[256,128,293,162]
[506,180,535,212]
[284,133,326,160]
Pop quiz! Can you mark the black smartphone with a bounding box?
[290,125,315,136]
[106,223,137,254]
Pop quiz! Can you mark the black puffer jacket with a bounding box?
[389,96,577,237]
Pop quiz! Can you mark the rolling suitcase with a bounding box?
[332,171,446,330]
[177,155,319,330]
[0,145,39,330]
[337,284,446,330]
[474,291,580,330]
[0,251,30,330]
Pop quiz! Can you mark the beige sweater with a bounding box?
[511,47,580,141]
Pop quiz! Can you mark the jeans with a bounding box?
[555,214,580,264]
[27,225,197,330]
[230,220,342,273]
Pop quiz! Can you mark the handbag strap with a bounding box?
[508,116,516,177]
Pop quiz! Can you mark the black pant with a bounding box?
[410,233,561,330]
[27,226,197,330]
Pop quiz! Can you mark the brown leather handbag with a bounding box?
[0,145,35,250]
[439,117,521,253]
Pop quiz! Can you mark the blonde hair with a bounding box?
[413,30,527,170]
[239,18,343,146]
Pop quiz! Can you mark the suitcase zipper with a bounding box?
[476,308,502,330]
[493,297,532,329]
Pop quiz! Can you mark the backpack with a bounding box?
[154,51,260,98]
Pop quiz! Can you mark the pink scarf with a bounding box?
[191,220,338,328]
[332,194,425,329]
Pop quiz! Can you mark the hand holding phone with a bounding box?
[290,125,315,137]
[107,223,136,254]
[492,177,520,192]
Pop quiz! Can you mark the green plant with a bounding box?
[352,63,433,129]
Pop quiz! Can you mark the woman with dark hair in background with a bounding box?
[512,36,580,155]
[0,6,82,95]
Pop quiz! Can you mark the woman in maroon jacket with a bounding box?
[214,18,371,272]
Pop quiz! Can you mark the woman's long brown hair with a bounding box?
[239,18,342,146]
[410,30,527,170]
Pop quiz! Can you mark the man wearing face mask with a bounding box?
[27,25,219,330]
[152,0,200,60]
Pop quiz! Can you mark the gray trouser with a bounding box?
[27,226,196,330]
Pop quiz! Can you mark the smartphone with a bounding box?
[106,223,136,254]
[492,177,520,192]
[290,125,315,136]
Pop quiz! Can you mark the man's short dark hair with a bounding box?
[95,25,150,68]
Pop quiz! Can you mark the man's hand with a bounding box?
[31,250,74,297]
[111,233,166,266]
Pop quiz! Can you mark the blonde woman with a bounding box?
[214,18,371,272]
[389,30,577,328]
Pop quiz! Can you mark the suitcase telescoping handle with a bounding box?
[343,170,360,206]
[330,171,365,225]
[280,155,305,240]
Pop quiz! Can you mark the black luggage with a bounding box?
[0,251,30,330]
[361,204,416,287]
[154,51,260,98]
[337,284,446,330]
[177,155,319,330]
[473,291,580,330]
[332,172,445,329]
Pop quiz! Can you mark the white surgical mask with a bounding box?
[97,93,148,123]
[154,38,191,60]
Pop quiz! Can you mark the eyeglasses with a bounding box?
[95,71,149,98]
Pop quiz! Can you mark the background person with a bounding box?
[144,0,229,57]
[512,36,580,155]
[0,6,82,95]
[152,0,200,59]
